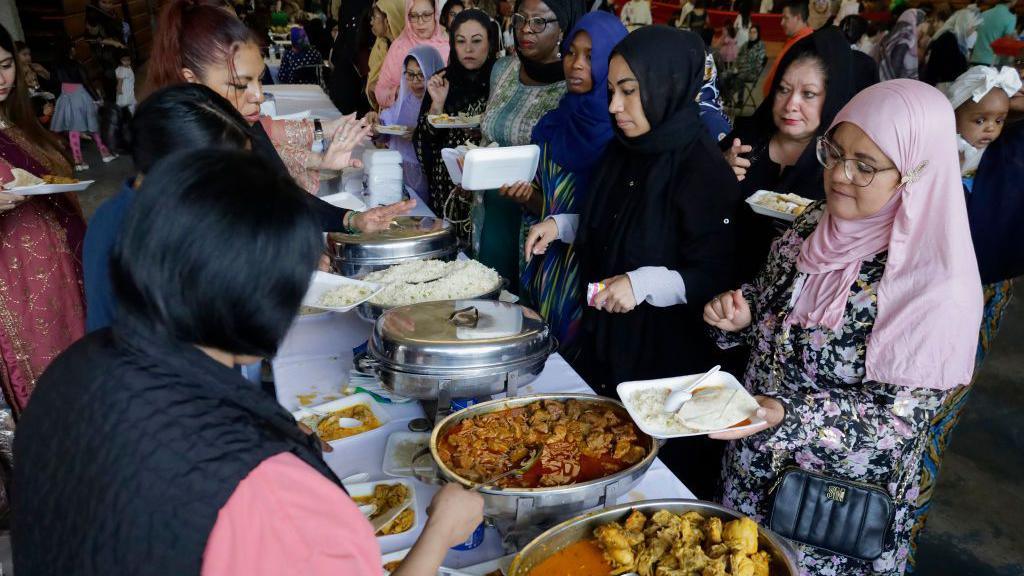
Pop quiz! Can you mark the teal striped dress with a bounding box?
[520,143,582,353]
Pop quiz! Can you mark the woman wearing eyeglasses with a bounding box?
[721,27,859,282]
[703,80,983,575]
[374,0,451,109]
[475,0,581,288]
[380,45,445,197]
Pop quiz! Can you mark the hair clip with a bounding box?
[899,160,928,187]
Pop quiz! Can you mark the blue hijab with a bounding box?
[530,12,627,179]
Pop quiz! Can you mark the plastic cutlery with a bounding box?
[663,365,721,414]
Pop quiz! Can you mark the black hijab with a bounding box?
[514,0,582,84]
[577,27,741,390]
[580,26,706,242]
[922,31,970,87]
[437,9,499,114]
[968,121,1024,284]
[725,26,858,200]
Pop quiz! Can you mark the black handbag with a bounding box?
[768,466,895,562]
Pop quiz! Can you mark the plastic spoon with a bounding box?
[663,365,721,414]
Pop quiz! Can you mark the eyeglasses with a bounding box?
[815,137,898,188]
[512,13,558,34]
[404,70,425,81]
[409,9,435,22]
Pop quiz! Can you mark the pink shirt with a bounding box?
[202,452,382,575]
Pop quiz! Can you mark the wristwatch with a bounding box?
[313,118,325,151]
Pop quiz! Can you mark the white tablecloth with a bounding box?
[263,84,341,120]
[274,320,695,568]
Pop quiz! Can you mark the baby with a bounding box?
[946,66,1022,178]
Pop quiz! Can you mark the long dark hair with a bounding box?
[0,26,68,163]
[129,84,251,174]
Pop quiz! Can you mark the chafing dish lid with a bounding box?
[370,300,553,373]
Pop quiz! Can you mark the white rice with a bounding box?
[628,388,696,434]
[364,259,501,307]
[317,284,373,308]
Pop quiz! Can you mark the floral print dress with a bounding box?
[714,203,952,576]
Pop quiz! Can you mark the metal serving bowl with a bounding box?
[419,394,659,528]
[508,499,800,576]
[366,300,555,402]
[328,216,457,277]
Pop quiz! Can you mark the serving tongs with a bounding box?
[471,449,541,491]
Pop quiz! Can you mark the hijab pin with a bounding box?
[899,160,929,187]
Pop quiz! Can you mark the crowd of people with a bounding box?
[0,0,1021,574]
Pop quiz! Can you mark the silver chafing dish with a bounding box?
[365,300,556,407]
[328,216,457,277]
[508,499,800,576]
[415,394,659,530]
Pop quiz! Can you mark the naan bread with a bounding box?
[5,168,44,189]
[675,385,760,431]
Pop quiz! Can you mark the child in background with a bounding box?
[946,65,1021,186]
[50,42,117,171]
[714,23,739,66]
[115,51,136,114]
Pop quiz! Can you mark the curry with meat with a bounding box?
[353,483,414,536]
[313,404,380,442]
[437,399,648,489]
[595,509,770,576]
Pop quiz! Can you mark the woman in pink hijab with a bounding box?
[373,0,450,109]
[703,79,982,575]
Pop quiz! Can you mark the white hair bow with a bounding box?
[946,65,1023,110]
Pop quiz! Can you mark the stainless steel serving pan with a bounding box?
[416,394,659,528]
[366,300,555,402]
[508,499,800,576]
[328,216,457,277]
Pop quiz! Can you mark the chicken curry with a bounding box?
[437,399,648,489]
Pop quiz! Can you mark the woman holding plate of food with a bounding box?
[413,9,499,247]
[0,24,85,421]
[704,80,983,575]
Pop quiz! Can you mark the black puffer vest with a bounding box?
[12,324,340,575]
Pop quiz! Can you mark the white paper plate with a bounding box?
[302,271,382,313]
[382,431,432,478]
[427,114,481,129]
[381,548,410,575]
[346,479,420,544]
[320,191,368,212]
[617,372,765,439]
[461,144,540,191]
[744,190,812,222]
[290,392,392,447]
[377,124,411,136]
[9,180,94,196]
